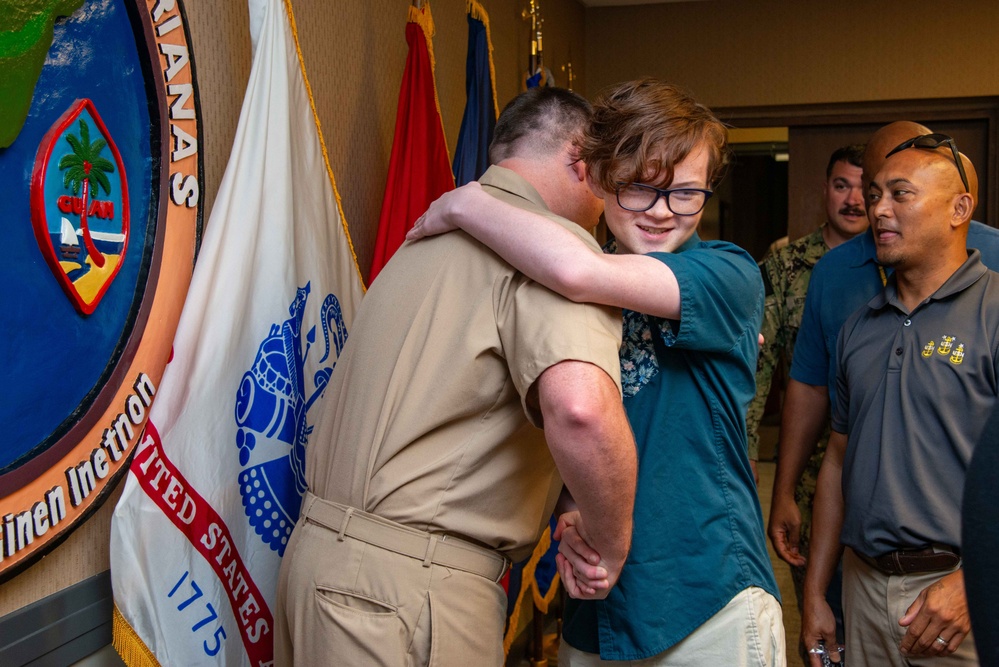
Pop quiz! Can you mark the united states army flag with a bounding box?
[110,0,363,664]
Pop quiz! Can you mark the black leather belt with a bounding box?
[858,546,961,575]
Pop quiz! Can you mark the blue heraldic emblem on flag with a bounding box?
[234,282,347,555]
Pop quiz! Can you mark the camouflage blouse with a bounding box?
[746,229,829,458]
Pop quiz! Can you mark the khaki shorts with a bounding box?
[559,587,785,667]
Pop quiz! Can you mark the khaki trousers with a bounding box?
[559,587,786,667]
[275,516,507,666]
[842,548,978,666]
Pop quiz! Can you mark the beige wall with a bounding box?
[0,0,586,618]
[584,0,999,109]
[0,485,123,617]
[192,0,586,281]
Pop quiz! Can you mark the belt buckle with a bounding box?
[889,550,905,574]
[893,548,925,575]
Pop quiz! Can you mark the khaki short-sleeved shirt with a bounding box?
[306,166,623,562]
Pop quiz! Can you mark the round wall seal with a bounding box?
[0,0,202,581]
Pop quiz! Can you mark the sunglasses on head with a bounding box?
[884,133,970,193]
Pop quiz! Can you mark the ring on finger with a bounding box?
[935,636,948,646]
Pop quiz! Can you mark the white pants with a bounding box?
[559,586,786,666]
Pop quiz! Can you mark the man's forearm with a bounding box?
[803,430,847,602]
[549,404,636,568]
[538,363,637,570]
[772,379,829,502]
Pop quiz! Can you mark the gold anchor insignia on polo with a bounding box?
[922,340,936,358]
[950,343,965,365]
[937,335,955,355]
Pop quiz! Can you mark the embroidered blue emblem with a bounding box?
[234,283,347,555]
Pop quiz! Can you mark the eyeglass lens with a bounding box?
[617,184,709,215]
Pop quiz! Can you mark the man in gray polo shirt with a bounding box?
[801,134,999,666]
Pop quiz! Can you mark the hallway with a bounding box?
[758,457,805,667]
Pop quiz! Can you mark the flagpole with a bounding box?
[522,1,550,89]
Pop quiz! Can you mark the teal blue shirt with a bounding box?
[562,234,780,660]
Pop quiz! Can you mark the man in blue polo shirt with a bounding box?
[768,122,999,574]
[802,133,997,665]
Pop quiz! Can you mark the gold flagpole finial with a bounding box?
[561,62,574,91]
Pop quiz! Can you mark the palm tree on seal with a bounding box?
[59,118,114,268]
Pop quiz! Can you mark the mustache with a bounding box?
[839,206,865,216]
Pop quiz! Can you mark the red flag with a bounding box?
[369,1,454,283]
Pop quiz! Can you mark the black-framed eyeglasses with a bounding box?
[884,133,970,193]
[614,182,714,216]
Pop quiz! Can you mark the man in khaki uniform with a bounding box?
[275,88,638,666]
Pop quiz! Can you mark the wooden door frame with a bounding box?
[714,96,999,228]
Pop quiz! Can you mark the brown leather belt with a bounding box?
[301,492,509,583]
[858,546,961,575]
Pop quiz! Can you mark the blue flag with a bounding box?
[452,1,497,186]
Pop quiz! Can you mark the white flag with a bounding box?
[110,0,364,663]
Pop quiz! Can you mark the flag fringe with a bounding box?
[525,527,561,613]
[408,1,437,71]
[502,529,561,655]
[282,0,367,291]
[467,0,499,120]
[502,579,528,655]
[112,604,162,667]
